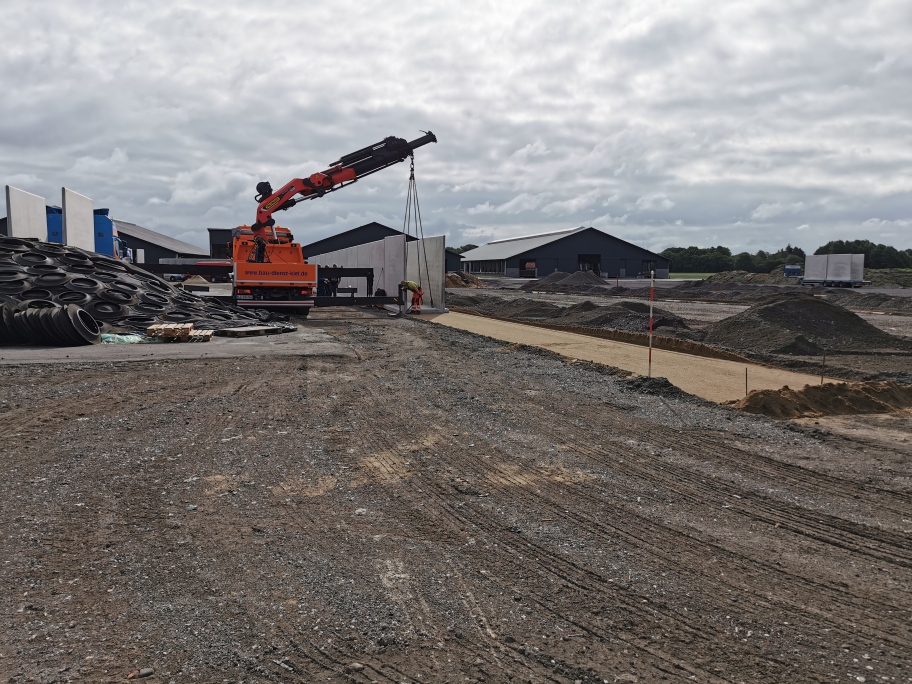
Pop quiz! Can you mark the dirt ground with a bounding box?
[2,309,912,683]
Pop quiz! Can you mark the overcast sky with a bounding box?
[2,1,910,254]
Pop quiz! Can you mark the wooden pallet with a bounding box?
[215,325,284,338]
[146,323,194,339]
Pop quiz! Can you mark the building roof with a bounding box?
[458,227,589,261]
[113,220,209,256]
[459,226,668,263]
[300,222,416,254]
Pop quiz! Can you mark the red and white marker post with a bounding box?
[648,270,655,378]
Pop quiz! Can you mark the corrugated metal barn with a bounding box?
[460,227,670,278]
[113,221,208,263]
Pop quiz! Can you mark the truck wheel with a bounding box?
[299,307,310,318]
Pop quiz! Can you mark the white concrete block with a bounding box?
[5,186,46,240]
[383,235,406,296]
[61,187,94,250]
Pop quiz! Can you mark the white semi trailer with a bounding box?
[801,254,868,287]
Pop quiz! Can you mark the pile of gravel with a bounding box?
[704,293,911,355]
[523,270,615,294]
[447,293,690,334]
[0,236,293,345]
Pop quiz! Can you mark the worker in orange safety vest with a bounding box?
[400,280,423,313]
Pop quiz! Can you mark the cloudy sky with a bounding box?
[2,1,910,254]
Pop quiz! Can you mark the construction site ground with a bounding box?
[2,308,911,683]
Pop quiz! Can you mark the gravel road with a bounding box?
[2,309,910,683]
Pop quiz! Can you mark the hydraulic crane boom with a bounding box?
[251,131,437,230]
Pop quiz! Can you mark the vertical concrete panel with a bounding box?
[369,240,385,294]
[406,236,446,310]
[355,244,372,294]
[134,248,145,264]
[62,188,95,250]
[383,235,406,296]
[5,186,46,240]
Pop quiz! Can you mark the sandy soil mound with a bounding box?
[445,271,485,288]
[521,270,613,293]
[733,381,912,419]
[520,271,570,290]
[704,294,911,354]
[447,294,690,334]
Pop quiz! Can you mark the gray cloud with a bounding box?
[1,0,910,254]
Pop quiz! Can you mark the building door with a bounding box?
[578,254,601,276]
[519,259,537,278]
[641,260,657,277]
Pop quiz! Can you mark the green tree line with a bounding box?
[661,241,912,273]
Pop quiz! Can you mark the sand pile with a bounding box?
[704,294,911,354]
[445,271,485,288]
[733,381,912,419]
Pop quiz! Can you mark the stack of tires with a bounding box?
[0,302,101,346]
[0,236,292,347]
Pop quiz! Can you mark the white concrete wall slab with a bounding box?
[61,187,94,250]
[406,235,445,310]
[5,186,46,240]
[369,240,385,294]
[383,235,406,296]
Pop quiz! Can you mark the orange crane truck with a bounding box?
[232,132,437,312]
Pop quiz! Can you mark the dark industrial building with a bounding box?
[460,227,670,278]
[208,222,420,259]
[113,221,208,263]
[445,249,463,273]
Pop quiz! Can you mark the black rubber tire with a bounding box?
[33,243,67,255]
[54,290,92,306]
[34,272,72,287]
[22,299,58,310]
[92,259,129,273]
[145,278,173,294]
[0,281,31,295]
[133,302,168,314]
[12,252,53,267]
[37,307,70,346]
[0,238,32,252]
[138,291,170,305]
[60,305,101,345]
[20,309,46,342]
[25,263,64,275]
[65,277,104,294]
[66,264,98,273]
[84,300,128,320]
[108,280,142,295]
[48,306,85,345]
[163,311,200,322]
[92,272,120,283]
[0,302,18,343]
[20,288,54,301]
[58,253,94,267]
[119,315,158,330]
[97,288,138,305]
[0,268,28,281]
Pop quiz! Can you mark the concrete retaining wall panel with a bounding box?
[804,255,827,281]
[383,235,406,296]
[61,188,94,251]
[826,254,852,281]
[851,254,865,281]
[406,235,445,310]
[5,186,46,240]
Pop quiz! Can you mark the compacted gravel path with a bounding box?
[1,309,910,683]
